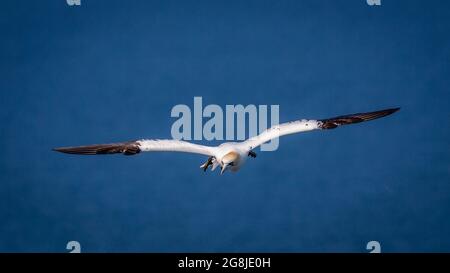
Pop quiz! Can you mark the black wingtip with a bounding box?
[53,147,64,153]
[373,107,400,118]
[52,147,86,155]
[319,107,400,129]
[52,142,141,156]
[386,107,401,114]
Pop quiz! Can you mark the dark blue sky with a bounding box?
[1,0,449,252]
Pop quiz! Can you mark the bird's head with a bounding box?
[220,151,240,174]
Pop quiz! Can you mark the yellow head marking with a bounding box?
[222,151,240,164]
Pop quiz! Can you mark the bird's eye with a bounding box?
[229,162,235,166]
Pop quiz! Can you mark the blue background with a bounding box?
[1,0,449,252]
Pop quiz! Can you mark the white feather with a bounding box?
[137,139,215,156]
[240,119,320,150]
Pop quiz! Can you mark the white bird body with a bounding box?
[54,108,399,174]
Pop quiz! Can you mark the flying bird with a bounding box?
[53,108,399,174]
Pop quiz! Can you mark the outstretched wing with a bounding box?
[242,108,400,150]
[53,139,215,156]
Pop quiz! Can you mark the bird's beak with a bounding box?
[220,163,229,175]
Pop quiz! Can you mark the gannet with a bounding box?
[53,108,399,174]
